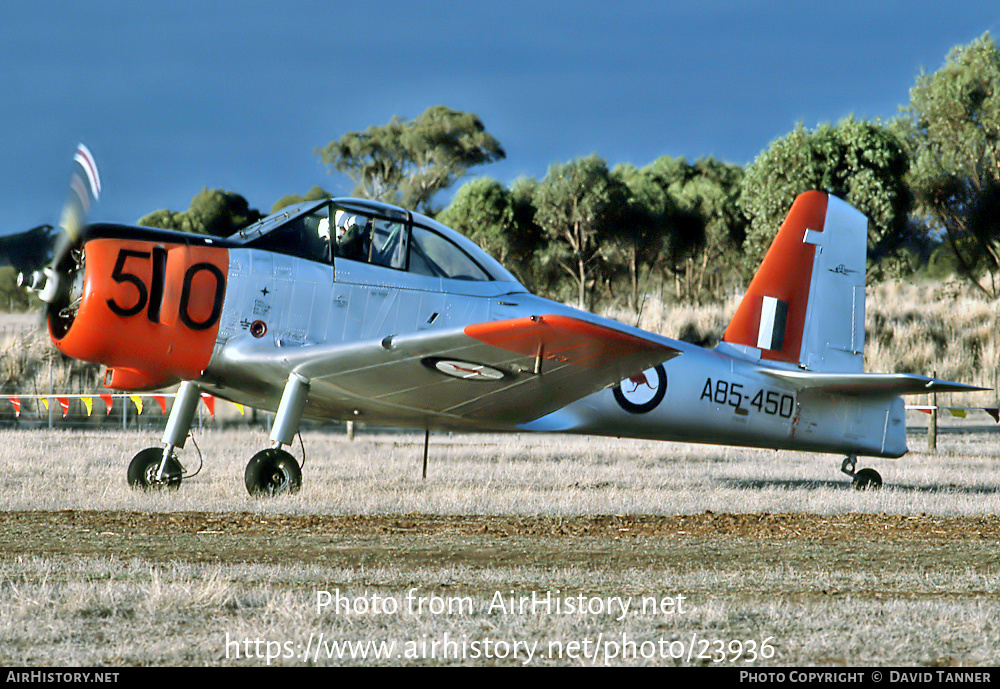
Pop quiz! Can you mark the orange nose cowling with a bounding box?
[50,238,229,391]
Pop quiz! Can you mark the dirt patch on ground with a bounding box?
[1,511,997,569]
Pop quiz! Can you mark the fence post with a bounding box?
[928,370,937,451]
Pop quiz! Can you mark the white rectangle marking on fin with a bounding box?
[757,296,788,351]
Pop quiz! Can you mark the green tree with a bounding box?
[508,176,545,292]
[138,188,263,237]
[645,156,745,302]
[896,32,1000,297]
[317,105,505,214]
[437,177,541,286]
[437,178,515,260]
[271,186,332,214]
[533,155,630,310]
[738,117,910,275]
[609,162,676,309]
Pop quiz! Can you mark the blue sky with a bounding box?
[0,1,997,234]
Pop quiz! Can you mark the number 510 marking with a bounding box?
[106,247,225,331]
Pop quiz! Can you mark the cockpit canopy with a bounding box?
[233,198,520,284]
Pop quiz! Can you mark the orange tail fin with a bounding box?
[723,191,867,373]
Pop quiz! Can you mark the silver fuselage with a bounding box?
[200,247,907,458]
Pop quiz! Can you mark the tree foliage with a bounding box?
[738,118,910,275]
[317,106,505,214]
[271,186,332,214]
[138,188,262,237]
[435,177,540,286]
[127,32,1000,315]
[644,156,745,301]
[896,32,1000,296]
[532,155,630,310]
[609,162,673,309]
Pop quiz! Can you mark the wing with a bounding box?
[760,369,987,396]
[219,314,681,427]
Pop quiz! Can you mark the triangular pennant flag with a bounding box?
[10,397,20,417]
[81,396,93,416]
[56,396,69,417]
[153,395,167,415]
[985,408,1000,423]
[41,398,49,411]
[948,408,967,418]
[100,394,113,414]
[201,395,215,419]
[129,395,143,414]
[232,402,245,415]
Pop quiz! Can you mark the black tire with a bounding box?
[852,467,883,491]
[127,447,183,490]
[245,448,302,496]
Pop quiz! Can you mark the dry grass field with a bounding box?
[0,425,996,667]
[0,278,997,666]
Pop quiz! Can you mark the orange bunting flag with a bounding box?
[100,394,113,414]
[201,395,215,419]
[10,397,20,417]
[129,395,143,414]
[56,396,69,418]
[153,395,167,415]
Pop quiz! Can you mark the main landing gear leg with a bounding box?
[127,381,200,490]
[245,372,307,496]
[840,454,883,491]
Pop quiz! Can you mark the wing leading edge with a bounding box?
[218,314,681,428]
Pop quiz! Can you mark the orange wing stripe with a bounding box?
[464,315,673,368]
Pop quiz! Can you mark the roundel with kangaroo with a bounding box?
[612,364,667,414]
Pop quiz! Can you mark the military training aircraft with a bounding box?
[20,145,983,495]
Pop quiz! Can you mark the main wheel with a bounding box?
[127,447,183,490]
[245,448,302,496]
[852,467,883,491]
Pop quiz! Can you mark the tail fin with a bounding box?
[723,191,867,373]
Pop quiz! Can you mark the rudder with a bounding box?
[723,191,867,373]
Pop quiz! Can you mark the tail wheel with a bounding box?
[127,447,183,490]
[245,448,302,496]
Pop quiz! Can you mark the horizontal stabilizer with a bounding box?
[760,369,988,396]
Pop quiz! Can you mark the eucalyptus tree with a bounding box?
[532,155,630,310]
[317,106,505,214]
[738,117,910,277]
[896,32,1000,296]
[138,188,263,237]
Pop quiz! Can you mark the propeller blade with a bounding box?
[32,144,101,307]
[52,144,101,266]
